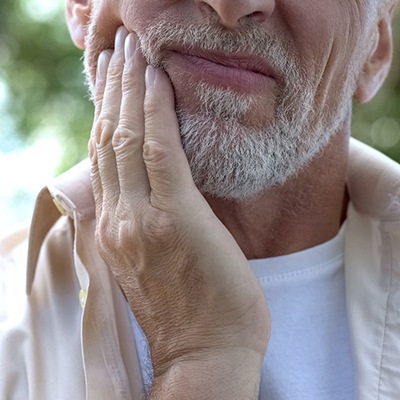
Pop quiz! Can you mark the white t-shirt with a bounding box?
[130,224,355,399]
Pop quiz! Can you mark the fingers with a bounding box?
[88,136,103,218]
[90,25,198,219]
[94,26,130,210]
[143,67,196,208]
[112,34,150,201]
[93,50,112,123]
[97,26,129,143]
[90,50,112,218]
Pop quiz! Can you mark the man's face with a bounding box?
[83,0,376,200]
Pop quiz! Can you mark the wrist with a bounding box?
[148,347,264,400]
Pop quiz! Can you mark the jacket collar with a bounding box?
[26,159,94,294]
[347,139,400,221]
[26,138,400,294]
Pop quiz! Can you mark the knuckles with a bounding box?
[92,117,117,146]
[143,140,169,165]
[92,139,188,278]
[94,203,184,273]
[141,210,181,245]
[112,127,142,150]
[95,214,117,260]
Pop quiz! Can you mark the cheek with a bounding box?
[85,0,185,88]
[85,1,122,85]
[120,1,169,35]
[120,1,200,38]
[282,0,365,104]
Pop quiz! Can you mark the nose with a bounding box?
[196,0,275,28]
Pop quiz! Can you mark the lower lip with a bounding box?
[168,52,275,93]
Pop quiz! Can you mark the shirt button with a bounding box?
[52,198,68,216]
[79,289,88,309]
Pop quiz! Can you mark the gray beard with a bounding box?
[177,83,342,200]
[85,20,359,200]
[176,72,357,200]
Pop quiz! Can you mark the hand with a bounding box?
[89,26,270,397]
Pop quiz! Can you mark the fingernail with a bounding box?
[125,34,137,60]
[115,26,128,52]
[145,66,156,88]
[96,51,110,82]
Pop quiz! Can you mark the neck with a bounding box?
[205,126,350,259]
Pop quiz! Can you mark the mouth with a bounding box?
[166,47,278,93]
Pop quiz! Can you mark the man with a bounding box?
[0,0,399,399]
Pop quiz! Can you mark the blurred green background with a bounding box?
[0,0,399,229]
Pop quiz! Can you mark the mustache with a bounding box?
[139,20,301,80]
[83,19,303,102]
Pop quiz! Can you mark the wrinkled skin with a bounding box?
[66,0,397,398]
[89,26,270,397]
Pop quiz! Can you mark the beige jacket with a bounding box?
[0,139,399,400]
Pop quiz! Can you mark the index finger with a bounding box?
[112,33,150,200]
[93,50,112,124]
[143,67,197,209]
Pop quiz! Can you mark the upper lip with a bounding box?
[169,46,279,80]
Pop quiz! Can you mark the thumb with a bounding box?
[143,66,197,209]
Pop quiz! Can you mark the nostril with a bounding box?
[199,2,217,15]
[197,0,273,28]
[243,11,267,23]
